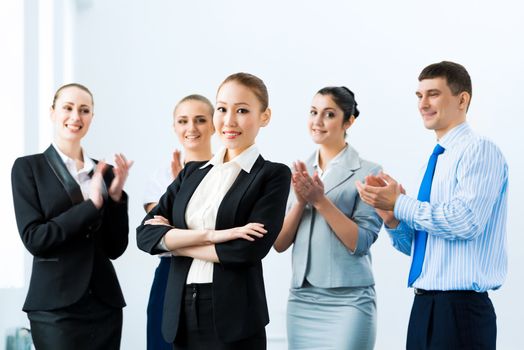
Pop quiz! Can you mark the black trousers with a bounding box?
[27,291,122,350]
[407,290,496,350]
[173,283,266,350]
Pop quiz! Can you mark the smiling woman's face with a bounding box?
[173,99,215,152]
[308,93,350,146]
[51,86,94,144]
[214,81,270,160]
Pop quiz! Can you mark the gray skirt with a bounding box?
[287,283,376,350]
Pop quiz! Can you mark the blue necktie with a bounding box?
[408,144,445,286]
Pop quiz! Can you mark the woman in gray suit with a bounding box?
[274,86,383,349]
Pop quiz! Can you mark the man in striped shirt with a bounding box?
[356,61,507,349]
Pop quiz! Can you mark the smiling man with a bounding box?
[356,61,508,349]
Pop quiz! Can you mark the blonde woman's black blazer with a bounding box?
[11,145,129,311]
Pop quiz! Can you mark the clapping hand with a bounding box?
[89,161,106,209]
[108,153,133,202]
[356,172,405,228]
[292,161,325,207]
[171,149,183,179]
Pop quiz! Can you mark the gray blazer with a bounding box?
[291,145,383,289]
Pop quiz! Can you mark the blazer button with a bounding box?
[86,233,91,239]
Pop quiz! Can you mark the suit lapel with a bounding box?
[172,165,212,229]
[43,145,84,205]
[215,155,264,230]
[318,146,361,194]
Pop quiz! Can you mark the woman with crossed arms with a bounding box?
[137,72,291,349]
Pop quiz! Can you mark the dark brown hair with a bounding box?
[419,61,472,106]
[316,86,360,122]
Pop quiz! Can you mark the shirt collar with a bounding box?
[52,142,95,175]
[437,122,471,150]
[313,143,348,171]
[200,144,260,173]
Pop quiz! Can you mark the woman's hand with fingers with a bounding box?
[171,149,183,179]
[89,161,106,209]
[144,215,172,227]
[292,161,325,206]
[108,153,134,202]
[211,223,268,243]
[291,161,308,205]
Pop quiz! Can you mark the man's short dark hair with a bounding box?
[419,61,472,100]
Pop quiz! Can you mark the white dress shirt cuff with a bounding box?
[394,194,418,228]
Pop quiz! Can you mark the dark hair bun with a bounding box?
[340,86,359,118]
[316,86,360,120]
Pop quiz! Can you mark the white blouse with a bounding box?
[53,143,96,200]
[185,144,260,284]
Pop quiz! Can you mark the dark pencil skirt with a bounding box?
[27,291,122,350]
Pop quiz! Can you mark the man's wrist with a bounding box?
[384,217,400,229]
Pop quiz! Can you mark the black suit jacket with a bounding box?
[136,156,291,343]
[11,145,129,311]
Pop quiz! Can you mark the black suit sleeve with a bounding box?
[136,163,195,255]
[95,167,129,259]
[97,193,129,259]
[11,157,101,256]
[215,163,291,267]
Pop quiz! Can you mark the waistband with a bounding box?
[414,288,486,296]
[184,283,213,301]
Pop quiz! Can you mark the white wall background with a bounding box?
[2,0,523,349]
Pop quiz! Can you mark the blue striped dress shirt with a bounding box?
[387,122,508,292]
